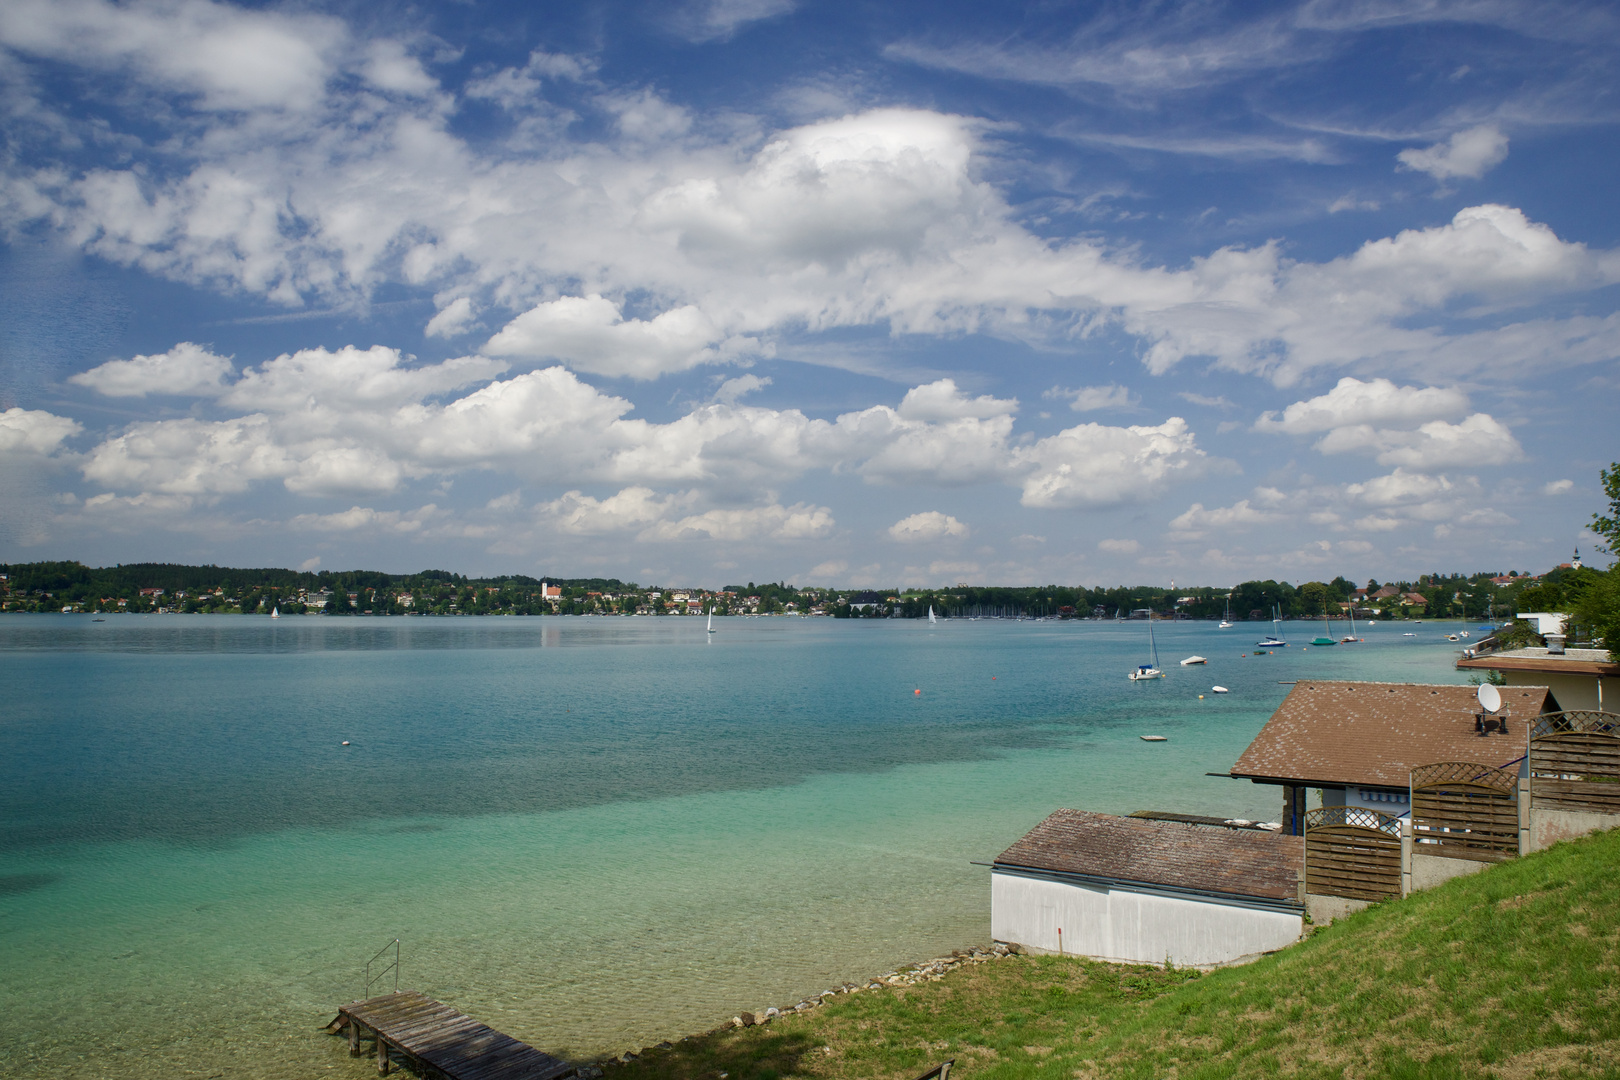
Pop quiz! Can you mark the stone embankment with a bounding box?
[589,943,1016,1074]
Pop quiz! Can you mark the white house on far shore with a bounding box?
[990,810,1305,969]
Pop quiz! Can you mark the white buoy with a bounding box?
[341,740,350,746]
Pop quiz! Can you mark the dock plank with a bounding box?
[338,991,574,1080]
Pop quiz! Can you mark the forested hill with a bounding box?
[0,561,628,615]
[0,560,1586,620]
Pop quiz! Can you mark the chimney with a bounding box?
[1546,633,1566,655]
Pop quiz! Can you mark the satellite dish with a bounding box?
[1477,683,1502,714]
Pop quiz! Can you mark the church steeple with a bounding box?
[1572,546,1582,569]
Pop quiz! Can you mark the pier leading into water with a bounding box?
[329,990,576,1080]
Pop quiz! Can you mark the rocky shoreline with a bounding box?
[590,942,1017,1074]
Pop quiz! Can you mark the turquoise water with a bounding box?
[0,615,1469,1077]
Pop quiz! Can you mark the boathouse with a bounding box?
[990,810,1305,968]
[1229,682,1555,834]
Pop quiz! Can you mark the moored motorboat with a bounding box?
[1180,655,1207,665]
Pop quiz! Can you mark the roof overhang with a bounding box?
[1229,772,1417,790]
[1457,656,1620,677]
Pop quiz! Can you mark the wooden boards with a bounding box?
[334,991,575,1080]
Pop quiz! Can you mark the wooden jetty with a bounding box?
[328,990,576,1079]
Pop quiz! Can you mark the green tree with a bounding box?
[1593,462,1620,554]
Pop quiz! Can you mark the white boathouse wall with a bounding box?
[990,870,1302,968]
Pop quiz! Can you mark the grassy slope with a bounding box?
[606,828,1620,1080]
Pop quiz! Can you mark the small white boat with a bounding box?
[1403,632,1416,637]
[271,607,280,619]
[1129,665,1163,680]
[1219,595,1233,629]
[1180,655,1208,666]
[1212,685,1229,694]
[707,606,716,633]
[928,605,937,625]
[1140,735,1167,742]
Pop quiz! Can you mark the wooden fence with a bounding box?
[1304,806,1402,901]
[1530,710,1620,814]
[1410,761,1519,862]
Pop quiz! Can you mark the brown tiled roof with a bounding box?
[994,809,1304,903]
[1230,681,1551,788]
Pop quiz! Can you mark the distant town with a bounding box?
[0,555,1595,622]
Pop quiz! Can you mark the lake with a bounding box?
[0,614,1470,1078]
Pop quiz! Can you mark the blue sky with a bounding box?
[0,0,1616,587]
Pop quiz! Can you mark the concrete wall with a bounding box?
[1306,894,1370,925]
[990,871,1302,969]
[1530,808,1620,851]
[1409,851,1488,891]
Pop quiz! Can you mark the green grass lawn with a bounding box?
[605,827,1620,1080]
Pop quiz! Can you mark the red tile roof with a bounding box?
[1230,681,1551,789]
[994,809,1304,903]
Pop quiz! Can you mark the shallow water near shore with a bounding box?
[1,614,1469,1078]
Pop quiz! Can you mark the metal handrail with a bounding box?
[365,938,400,1000]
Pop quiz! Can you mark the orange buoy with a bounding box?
[914,688,921,695]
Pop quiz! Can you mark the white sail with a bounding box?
[928,605,936,624]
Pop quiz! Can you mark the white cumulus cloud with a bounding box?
[1254,377,1468,434]
[0,408,83,456]
[1015,418,1207,509]
[1397,124,1509,181]
[70,342,235,398]
[888,511,968,543]
[1169,499,1278,534]
[484,295,758,379]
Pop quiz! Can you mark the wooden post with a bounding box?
[349,1019,361,1057]
[377,1033,390,1075]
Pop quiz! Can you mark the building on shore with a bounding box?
[1457,648,1617,712]
[1227,682,1553,834]
[990,809,1304,968]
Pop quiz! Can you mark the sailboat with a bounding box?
[270,606,279,619]
[1310,601,1338,646]
[1257,604,1286,649]
[1129,615,1165,680]
[707,605,716,633]
[928,605,937,625]
[1340,603,1360,643]
[1218,594,1234,629]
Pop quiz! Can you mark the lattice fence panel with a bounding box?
[1411,761,1519,862]
[1304,807,1401,902]
[1530,713,1620,814]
